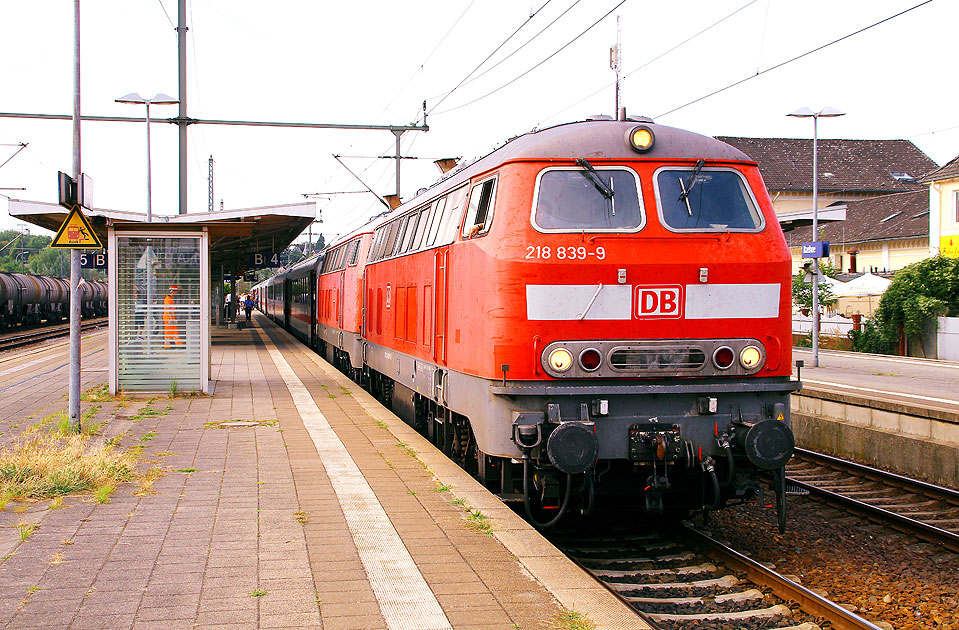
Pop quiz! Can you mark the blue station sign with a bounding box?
[801,241,830,259]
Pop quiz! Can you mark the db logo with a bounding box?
[634,285,683,319]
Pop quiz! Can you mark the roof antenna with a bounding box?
[611,15,622,119]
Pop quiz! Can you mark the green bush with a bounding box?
[870,256,959,350]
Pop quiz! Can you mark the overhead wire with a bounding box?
[655,0,934,119]
[432,0,628,116]
[427,0,585,99]
[535,0,759,126]
[428,0,555,114]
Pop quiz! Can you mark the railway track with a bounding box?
[550,521,884,630]
[786,447,959,552]
[0,318,107,353]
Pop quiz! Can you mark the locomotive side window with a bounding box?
[532,167,643,232]
[440,185,468,244]
[462,177,497,238]
[401,212,419,253]
[347,240,360,266]
[655,167,764,232]
[411,205,430,250]
[426,197,448,246]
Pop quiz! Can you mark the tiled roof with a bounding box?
[783,190,929,247]
[715,137,938,194]
[919,154,959,182]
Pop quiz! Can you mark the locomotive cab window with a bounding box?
[655,166,764,232]
[462,176,497,238]
[532,166,644,232]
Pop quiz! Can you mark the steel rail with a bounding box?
[789,448,959,553]
[679,524,884,630]
[0,319,106,353]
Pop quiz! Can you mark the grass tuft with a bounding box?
[549,610,596,630]
[15,522,37,541]
[0,435,136,500]
[93,484,116,503]
[249,589,267,597]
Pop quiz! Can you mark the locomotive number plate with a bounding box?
[525,245,606,260]
[628,422,684,462]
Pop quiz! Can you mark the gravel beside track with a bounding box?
[705,496,959,630]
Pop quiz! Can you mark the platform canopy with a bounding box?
[8,199,315,273]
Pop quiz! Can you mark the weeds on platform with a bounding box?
[0,434,136,501]
[549,610,596,630]
[465,508,493,535]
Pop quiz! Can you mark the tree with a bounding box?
[791,267,838,316]
[867,255,959,353]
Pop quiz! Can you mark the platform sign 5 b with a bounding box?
[79,250,107,269]
[249,252,280,269]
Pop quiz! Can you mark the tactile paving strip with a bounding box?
[258,329,453,630]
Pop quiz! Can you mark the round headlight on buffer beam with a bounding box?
[547,348,574,372]
[740,345,762,369]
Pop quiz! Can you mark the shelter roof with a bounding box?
[7,200,315,273]
[715,137,938,194]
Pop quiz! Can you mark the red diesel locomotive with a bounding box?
[258,116,800,528]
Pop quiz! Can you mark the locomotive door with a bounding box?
[433,247,449,365]
[309,270,317,348]
[283,278,291,330]
[337,272,345,330]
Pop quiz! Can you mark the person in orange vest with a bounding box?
[163,285,184,348]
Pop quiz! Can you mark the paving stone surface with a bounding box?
[0,317,604,629]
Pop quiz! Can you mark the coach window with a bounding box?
[462,178,496,238]
[532,167,643,232]
[655,167,763,232]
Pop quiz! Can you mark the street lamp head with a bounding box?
[115,92,179,105]
[818,106,845,118]
[787,106,846,119]
[149,93,179,105]
[787,107,816,118]
[116,92,146,104]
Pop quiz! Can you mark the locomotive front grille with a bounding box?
[541,338,767,378]
[609,346,706,371]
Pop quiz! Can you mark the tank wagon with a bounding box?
[257,117,801,529]
[0,271,107,329]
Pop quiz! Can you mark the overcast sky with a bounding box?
[2,0,955,245]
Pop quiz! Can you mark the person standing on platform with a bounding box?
[243,295,254,322]
[163,285,184,348]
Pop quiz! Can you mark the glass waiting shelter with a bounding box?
[9,200,315,396]
[110,230,208,393]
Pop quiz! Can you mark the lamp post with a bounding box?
[788,106,845,367]
[115,93,179,222]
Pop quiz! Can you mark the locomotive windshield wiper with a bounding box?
[678,159,706,215]
[576,158,614,200]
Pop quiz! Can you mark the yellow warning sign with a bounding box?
[941,235,959,259]
[776,412,785,422]
[51,205,103,249]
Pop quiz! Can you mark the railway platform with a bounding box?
[0,314,649,630]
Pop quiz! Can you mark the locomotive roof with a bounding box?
[402,119,752,210]
[326,119,756,249]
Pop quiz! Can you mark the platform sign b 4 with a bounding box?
[51,205,104,250]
